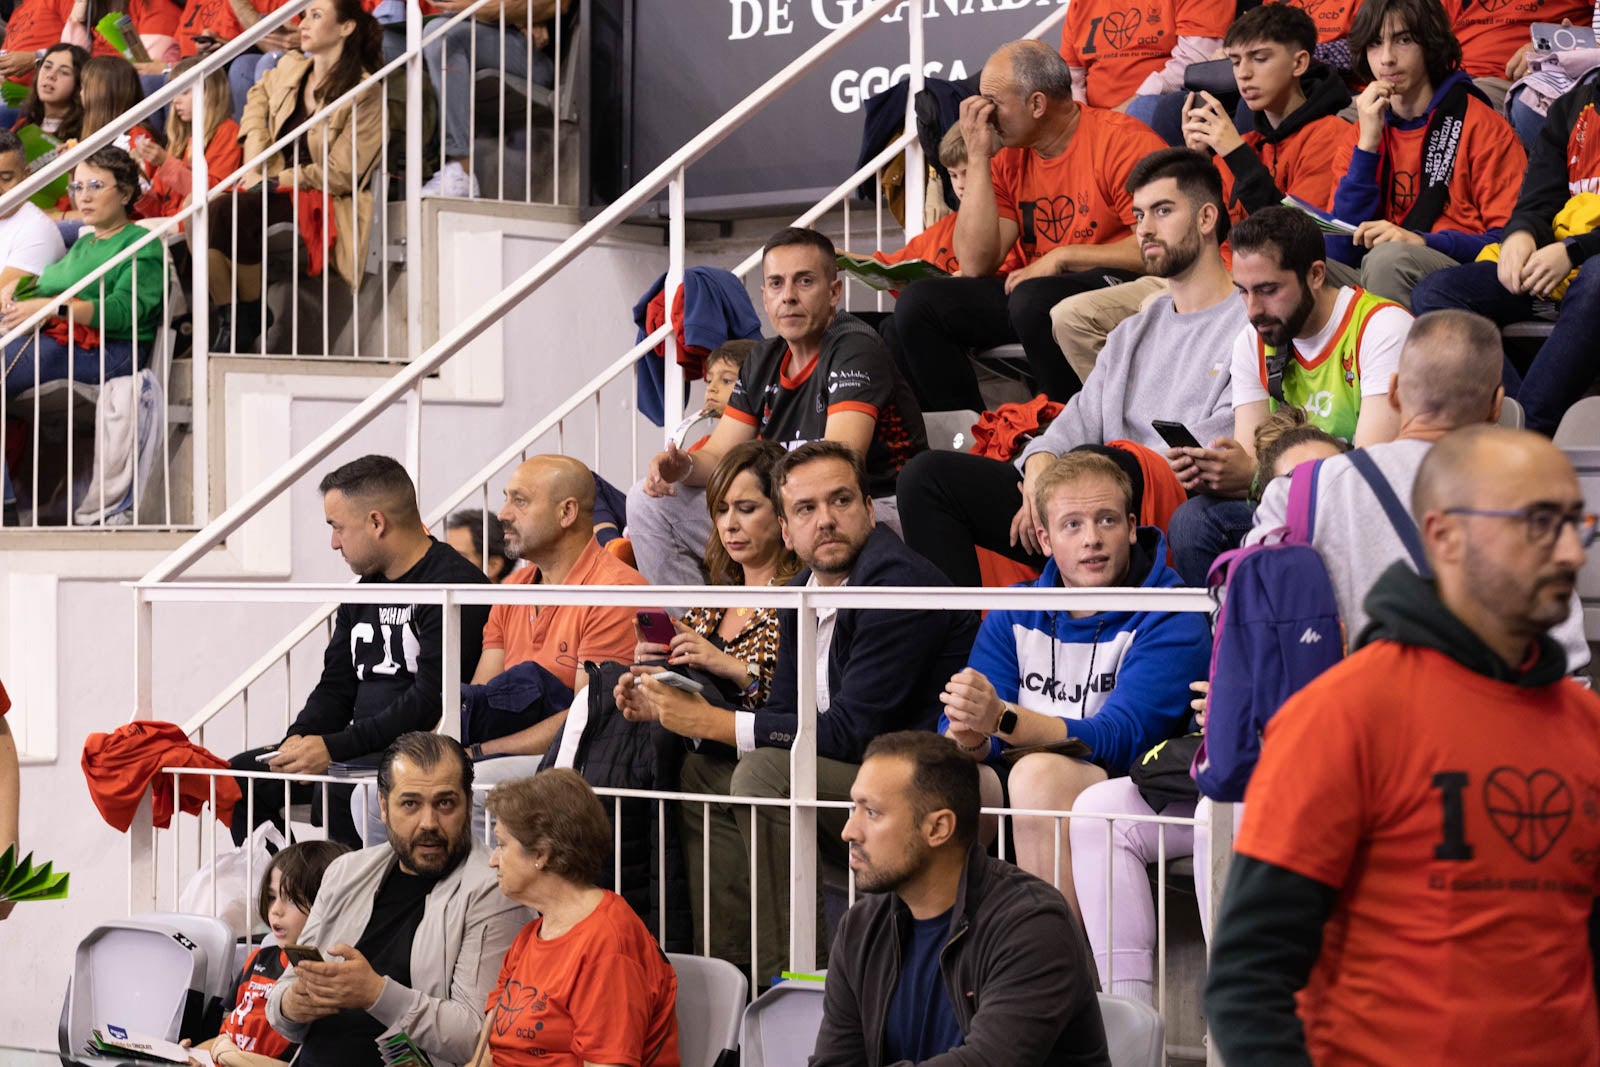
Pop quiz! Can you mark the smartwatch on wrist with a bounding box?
[468,742,485,761]
[1566,236,1590,267]
[996,702,1019,735]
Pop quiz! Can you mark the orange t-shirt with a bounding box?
[175,0,285,56]
[1451,0,1588,79]
[990,106,1167,264]
[486,892,680,1067]
[873,211,1026,276]
[1238,640,1600,1066]
[1327,94,1524,233]
[1059,0,1233,108]
[1221,114,1350,222]
[480,537,647,691]
[4,0,180,73]
[1287,0,1360,44]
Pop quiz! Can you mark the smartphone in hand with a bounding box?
[636,610,675,647]
[283,944,323,967]
[1151,419,1204,451]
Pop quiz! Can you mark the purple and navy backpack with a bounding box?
[1192,451,1426,802]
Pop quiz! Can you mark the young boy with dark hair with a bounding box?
[672,337,754,455]
[1323,0,1524,308]
[1183,3,1353,218]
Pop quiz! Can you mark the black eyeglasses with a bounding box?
[1443,505,1600,548]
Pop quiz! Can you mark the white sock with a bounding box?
[1109,978,1154,1007]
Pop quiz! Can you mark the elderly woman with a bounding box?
[472,769,680,1067]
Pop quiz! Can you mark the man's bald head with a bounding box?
[1395,310,1503,429]
[987,39,1074,102]
[1413,425,1588,653]
[498,455,595,563]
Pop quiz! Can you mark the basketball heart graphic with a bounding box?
[1484,766,1572,862]
[1389,170,1417,214]
[1033,196,1078,242]
[1102,9,1143,49]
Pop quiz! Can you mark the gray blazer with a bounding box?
[266,840,530,1066]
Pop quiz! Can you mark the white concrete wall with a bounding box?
[0,207,677,1048]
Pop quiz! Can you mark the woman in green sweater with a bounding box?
[0,144,163,510]
[0,144,163,399]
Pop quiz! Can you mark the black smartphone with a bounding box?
[1151,419,1204,450]
[283,943,323,967]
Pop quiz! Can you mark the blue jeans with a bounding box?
[1,334,137,503]
[229,51,283,122]
[422,18,556,159]
[1167,495,1257,587]
[1507,88,1546,154]
[1125,91,1189,146]
[1411,258,1600,435]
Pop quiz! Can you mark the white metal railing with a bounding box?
[135,579,1229,1063]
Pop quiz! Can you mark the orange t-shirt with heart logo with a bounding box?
[1237,638,1600,1066]
[1059,0,1233,108]
[989,105,1168,265]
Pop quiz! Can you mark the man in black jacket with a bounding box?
[618,441,978,988]
[1205,426,1600,1064]
[227,455,491,847]
[812,730,1109,1067]
[1412,73,1600,435]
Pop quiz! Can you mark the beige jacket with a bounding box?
[240,50,384,290]
[265,840,530,1066]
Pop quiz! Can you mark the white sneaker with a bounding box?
[420,161,480,199]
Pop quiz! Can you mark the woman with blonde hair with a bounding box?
[134,56,242,218]
[472,769,680,1067]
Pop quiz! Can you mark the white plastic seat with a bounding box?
[1099,992,1165,1067]
[667,953,747,1067]
[1554,396,1600,447]
[739,979,826,1067]
[1499,395,1525,430]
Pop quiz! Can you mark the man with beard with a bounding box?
[1163,205,1410,583]
[1207,425,1600,1065]
[463,455,646,767]
[810,730,1111,1067]
[228,455,491,847]
[617,441,977,989]
[267,733,528,1067]
[899,147,1244,587]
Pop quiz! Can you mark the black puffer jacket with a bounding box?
[538,660,693,951]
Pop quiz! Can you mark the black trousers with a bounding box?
[898,447,1147,587]
[890,270,1141,410]
[229,744,359,849]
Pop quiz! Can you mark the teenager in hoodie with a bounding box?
[938,451,1211,920]
[1048,3,1351,387]
[1323,0,1525,309]
[1207,425,1600,1066]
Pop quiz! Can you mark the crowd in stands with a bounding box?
[11,0,1600,1062]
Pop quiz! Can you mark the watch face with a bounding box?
[998,708,1018,733]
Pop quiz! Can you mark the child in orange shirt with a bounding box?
[1325,0,1524,309]
[133,58,242,218]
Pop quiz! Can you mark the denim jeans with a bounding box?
[1411,258,1600,435]
[1167,495,1257,587]
[229,51,283,122]
[2,334,137,503]
[422,18,556,159]
[1507,89,1546,154]
[1125,91,1189,146]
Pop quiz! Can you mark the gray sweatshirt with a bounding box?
[1018,291,1244,469]
[1250,437,1591,674]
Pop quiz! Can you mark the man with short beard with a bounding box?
[1207,426,1600,1065]
[1162,204,1411,583]
[618,440,977,989]
[267,733,528,1067]
[811,731,1111,1067]
[899,146,1244,588]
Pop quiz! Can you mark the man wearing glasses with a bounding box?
[1245,308,1592,676]
[1207,421,1600,1066]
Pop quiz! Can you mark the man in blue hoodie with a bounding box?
[939,450,1210,918]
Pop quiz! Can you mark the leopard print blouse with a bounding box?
[680,604,782,709]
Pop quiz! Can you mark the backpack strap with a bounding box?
[1284,458,1323,544]
[1346,448,1431,577]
